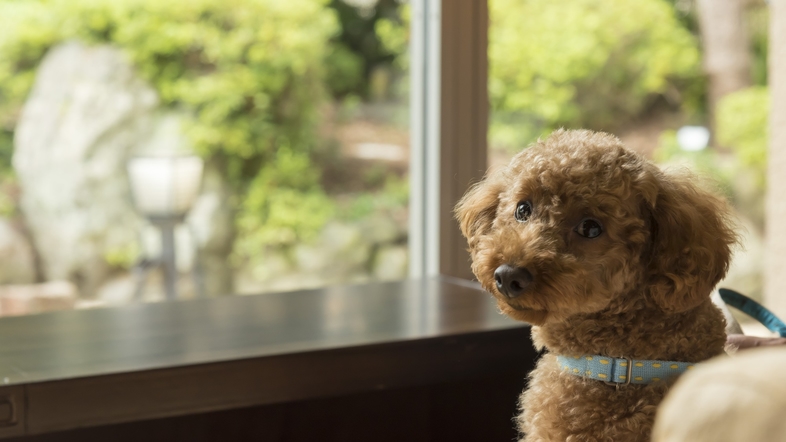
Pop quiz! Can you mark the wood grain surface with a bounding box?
[0,277,535,439]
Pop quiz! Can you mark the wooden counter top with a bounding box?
[0,277,535,439]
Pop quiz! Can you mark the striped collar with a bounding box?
[556,354,695,386]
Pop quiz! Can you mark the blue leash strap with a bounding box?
[718,288,786,337]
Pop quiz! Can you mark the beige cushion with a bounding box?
[653,347,786,442]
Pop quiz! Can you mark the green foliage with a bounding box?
[236,146,336,253]
[747,5,769,86]
[375,4,410,71]
[716,86,769,185]
[326,0,404,99]
[324,43,365,98]
[489,0,702,150]
[104,241,141,269]
[0,0,349,250]
[373,2,409,102]
[0,0,338,175]
[0,130,13,179]
[0,177,18,218]
[338,174,408,222]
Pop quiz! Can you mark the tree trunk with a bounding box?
[696,0,752,131]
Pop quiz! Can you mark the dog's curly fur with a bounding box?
[455,130,737,441]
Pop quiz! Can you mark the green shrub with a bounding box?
[716,86,769,183]
[339,174,408,222]
[715,86,769,229]
[0,0,338,162]
[0,0,345,252]
[104,242,142,269]
[327,0,405,99]
[236,146,336,253]
[324,43,365,99]
[489,0,702,151]
[375,4,410,71]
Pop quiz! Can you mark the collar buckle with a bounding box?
[605,356,632,390]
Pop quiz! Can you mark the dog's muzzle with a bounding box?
[494,264,533,298]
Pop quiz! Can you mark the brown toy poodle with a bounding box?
[455,130,736,441]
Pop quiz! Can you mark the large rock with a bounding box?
[13,41,235,299]
[14,41,157,297]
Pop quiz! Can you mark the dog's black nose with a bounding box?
[494,264,533,298]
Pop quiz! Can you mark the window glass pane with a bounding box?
[488,0,767,309]
[0,0,410,316]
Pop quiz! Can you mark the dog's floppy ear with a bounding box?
[455,173,506,250]
[636,165,737,313]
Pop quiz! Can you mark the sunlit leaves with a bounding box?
[0,0,343,249]
[0,0,338,172]
[489,0,701,151]
[717,86,768,181]
[237,146,335,248]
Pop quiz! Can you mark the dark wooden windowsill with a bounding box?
[0,276,535,439]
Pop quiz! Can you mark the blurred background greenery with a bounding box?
[0,0,410,284]
[0,0,770,304]
[489,0,703,150]
[486,0,770,305]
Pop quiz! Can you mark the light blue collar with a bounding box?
[557,355,695,386]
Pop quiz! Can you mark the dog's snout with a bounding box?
[494,264,533,298]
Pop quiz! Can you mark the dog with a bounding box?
[455,129,737,441]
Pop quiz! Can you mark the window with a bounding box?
[0,0,415,315]
[487,0,770,319]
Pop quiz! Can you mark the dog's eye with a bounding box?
[515,201,532,222]
[575,218,603,238]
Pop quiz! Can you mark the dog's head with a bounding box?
[455,129,736,325]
